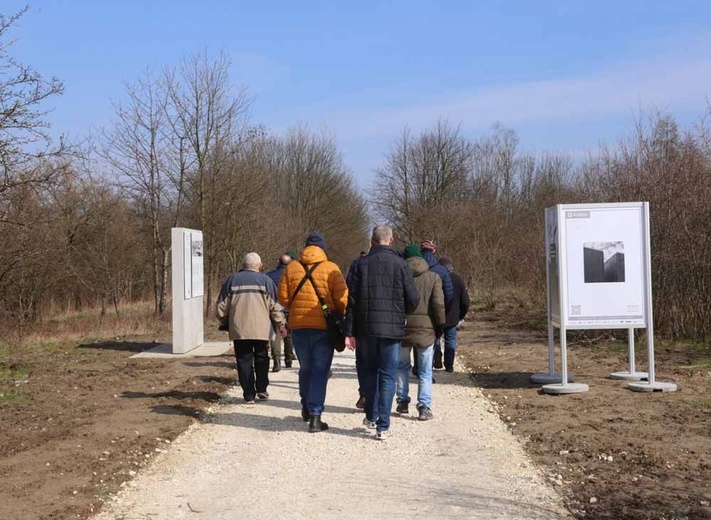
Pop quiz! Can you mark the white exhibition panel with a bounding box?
[171,228,205,354]
[183,232,192,299]
[190,231,204,298]
[546,208,561,327]
[548,203,650,330]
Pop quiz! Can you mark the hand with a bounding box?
[345,336,356,351]
[435,326,444,339]
[457,319,464,329]
[279,326,288,338]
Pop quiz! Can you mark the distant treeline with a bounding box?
[370,115,711,341]
[2,8,710,341]
[0,21,368,337]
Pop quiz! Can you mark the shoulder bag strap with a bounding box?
[302,263,332,314]
[291,262,321,302]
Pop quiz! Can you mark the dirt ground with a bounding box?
[457,306,711,520]
[1,305,710,520]
[0,332,236,520]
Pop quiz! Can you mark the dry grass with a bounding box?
[0,300,173,350]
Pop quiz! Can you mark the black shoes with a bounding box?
[418,406,433,421]
[355,395,366,409]
[285,359,293,368]
[301,406,309,422]
[272,359,282,373]
[308,415,329,433]
[257,392,269,400]
[396,401,409,414]
[445,366,454,373]
[434,352,443,369]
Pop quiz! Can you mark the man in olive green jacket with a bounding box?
[395,245,445,421]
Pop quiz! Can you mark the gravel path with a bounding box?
[94,351,570,520]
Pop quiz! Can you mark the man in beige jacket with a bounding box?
[217,252,285,403]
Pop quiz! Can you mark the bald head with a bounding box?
[371,225,393,246]
[279,254,292,266]
[243,252,262,271]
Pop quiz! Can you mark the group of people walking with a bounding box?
[215,225,469,440]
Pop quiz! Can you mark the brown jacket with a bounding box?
[403,257,446,349]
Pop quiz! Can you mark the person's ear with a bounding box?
[388,237,394,245]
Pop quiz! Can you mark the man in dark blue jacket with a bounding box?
[266,253,295,371]
[420,240,454,369]
[345,225,419,440]
[439,255,470,372]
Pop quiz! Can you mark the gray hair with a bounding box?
[243,252,262,270]
[371,225,393,245]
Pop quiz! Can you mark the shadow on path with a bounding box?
[76,341,156,353]
[473,371,538,390]
[208,409,366,439]
[184,360,235,369]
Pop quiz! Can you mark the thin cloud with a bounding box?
[278,54,711,141]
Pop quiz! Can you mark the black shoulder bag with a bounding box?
[298,262,346,352]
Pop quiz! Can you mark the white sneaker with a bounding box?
[375,429,390,440]
[362,418,377,429]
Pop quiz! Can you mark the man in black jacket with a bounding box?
[345,225,419,440]
[438,256,471,372]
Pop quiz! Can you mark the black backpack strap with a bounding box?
[291,262,321,302]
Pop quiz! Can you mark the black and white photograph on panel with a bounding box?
[583,241,625,283]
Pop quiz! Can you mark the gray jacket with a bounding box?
[216,269,285,341]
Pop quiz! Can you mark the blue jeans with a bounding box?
[397,345,433,408]
[434,326,458,369]
[292,329,334,415]
[358,337,400,432]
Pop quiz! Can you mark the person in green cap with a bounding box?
[396,244,445,421]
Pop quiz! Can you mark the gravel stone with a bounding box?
[93,352,570,519]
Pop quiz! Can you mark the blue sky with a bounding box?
[6,0,711,186]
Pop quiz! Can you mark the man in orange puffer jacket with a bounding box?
[278,232,348,433]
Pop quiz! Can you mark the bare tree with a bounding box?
[370,120,470,243]
[165,51,252,315]
[103,71,172,315]
[0,7,66,206]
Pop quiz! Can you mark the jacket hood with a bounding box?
[421,250,438,268]
[300,245,328,265]
[408,257,430,276]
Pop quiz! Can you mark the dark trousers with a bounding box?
[271,325,296,362]
[233,340,270,400]
[284,330,295,361]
